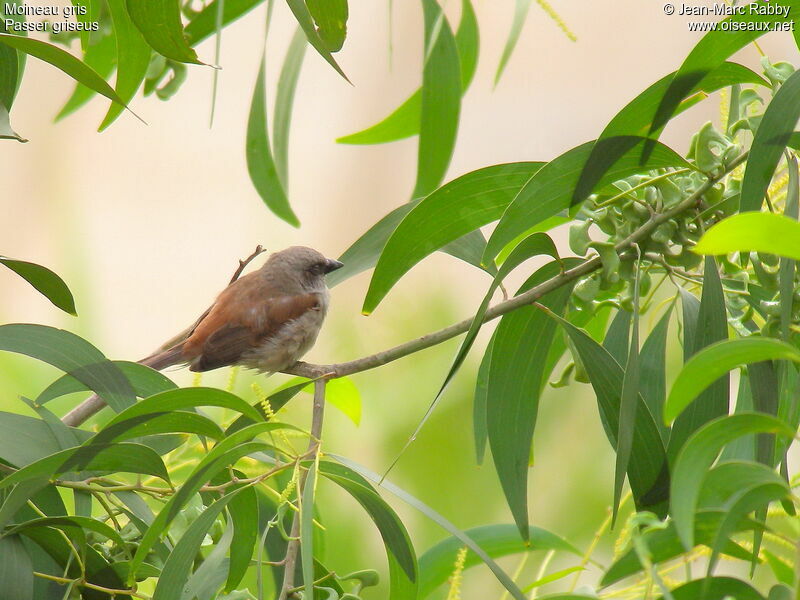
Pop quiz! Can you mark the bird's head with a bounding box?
[263,246,343,292]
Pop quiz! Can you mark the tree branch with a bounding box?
[61,153,746,427]
[278,380,326,600]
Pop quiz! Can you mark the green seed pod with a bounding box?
[565,336,590,384]
[591,241,621,286]
[655,178,683,209]
[639,270,652,297]
[594,207,617,235]
[694,122,734,177]
[651,221,677,245]
[751,253,779,290]
[573,274,601,306]
[550,362,575,388]
[760,299,782,317]
[569,219,593,256]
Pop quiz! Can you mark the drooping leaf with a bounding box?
[667,257,728,462]
[336,0,477,145]
[418,524,580,599]
[0,256,76,314]
[483,138,693,263]
[0,13,18,110]
[0,411,88,468]
[125,0,202,64]
[306,0,348,52]
[363,162,544,313]
[0,33,129,109]
[639,307,672,444]
[656,576,765,600]
[0,324,136,413]
[6,516,126,549]
[473,332,495,464]
[55,31,117,121]
[225,484,259,591]
[273,27,307,188]
[100,0,151,130]
[0,535,33,600]
[0,100,24,142]
[247,53,299,227]
[695,212,800,260]
[488,260,575,539]
[494,0,531,86]
[412,0,462,198]
[319,461,417,599]
[664,338,800,424]
[185,0,265,45]
[285,0,348,81]
[670,413,794,549]
[153,491,242,600]
[602,310,631,366]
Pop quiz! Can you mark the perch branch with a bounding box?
[61,153,746,427]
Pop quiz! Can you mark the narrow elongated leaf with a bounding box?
[6,516,126,548]
[306,0,348,52]
[153,491,241,600]
[185,0,264,45]
[413,0,462,198]
[695,212,800,260]
[639,308,672,444]
[247,53,298,226]
[664,338,800,424]
[473,333,495,464]
[0,324,135,412]
[0,535,32,600]
[418,523,580,599]
[273,27,306,187]
[0,33,128,107]
[0,100,24,142]
[657,577,765,600]
[602,310,631,365]
[667,257,728,462]
[483,138,693,263]
[494,0,531,86]
[101,0,151,130]
[741,70,800,211]
[332,454,531,600]
[225,484,258,591]
[337,0,477,145]
[56,31,116,121]
[602,511,758,586]
[488,260,575,539]
[0,14,18,110]
[364,162,543,312]
[95,411,225,443]
[549,313,669,515]
[125,0,202,64]
[0,257,75,314]
[285,0,348,81]
[319,461,417,599]
[38,360,176,404]
[0,411,87,468]
[670,413,794,549]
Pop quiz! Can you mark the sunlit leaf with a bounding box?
[656,576,765,600]
[55,31,116,121]
[0,256,76,314]
[125,0,202,64]
[273,27,307,187]
[494,0,531,86]
[285,0,348,81]
[306,0,348,52]
[695,212,800,260]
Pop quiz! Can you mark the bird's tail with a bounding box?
[140,344,186,371]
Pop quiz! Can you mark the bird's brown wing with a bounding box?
[181,282,321,372]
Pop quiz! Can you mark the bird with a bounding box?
[62,246,342,426]
[142,245,343,373]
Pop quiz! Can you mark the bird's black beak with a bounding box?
[324,258,344,273]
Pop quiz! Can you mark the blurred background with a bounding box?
[1,1,797,596]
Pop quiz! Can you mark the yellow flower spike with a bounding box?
[446,547,467,600]
[768,170,790,201]
[535,0,577,42]
[192,372,202,387]
[226,366,240,392]
[251,382,275,420]
[720,87,729,130]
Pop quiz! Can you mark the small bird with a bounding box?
[62,246,342,426]
[143,245,343,373]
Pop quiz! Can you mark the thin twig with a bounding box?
[229,244,266,284]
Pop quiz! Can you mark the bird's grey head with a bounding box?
[263,246,343,292]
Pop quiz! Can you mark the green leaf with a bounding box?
[656,576,765,600]
[106,387,264,427]
[0,15,18,110]
[273,27,307,188]
[665,338,800,424]
[695,212,800,260]
[247,53,299,227]
[336,0,477,145]
[494,0,531,86]
[5,516,126,549]
[602,511,758,586]
[670,413,794,549]
[225,484,258,591]
[125,0,202,64]
[185,0,265,45]
[667,256,728,462]
[364,162,543,313]
[285,0,348,81]
[55,31,117,121]
[549,313,669,515]
[37,360,176,404]
[764,551,794,586]
[418,524,580,599]
[602,310,631,365]
[741,68,800,211]
[413,0,462,198]
[483,138,693,263]
[306,0,348,52]
[0,324,136,412]
[0,411,87,468]
[100,0,151,130]
[319,461,417,598]
[473,332,495,464]
[331,454,528,600]
[0,256,76,314]
[0,442,170,491]
[0,33,129,109]
[639,307,672,444]
[0,100,24,142]
[95,411,225,443]
[153,491,242,600]
[488,260,575,539]
[0,536,32,600]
